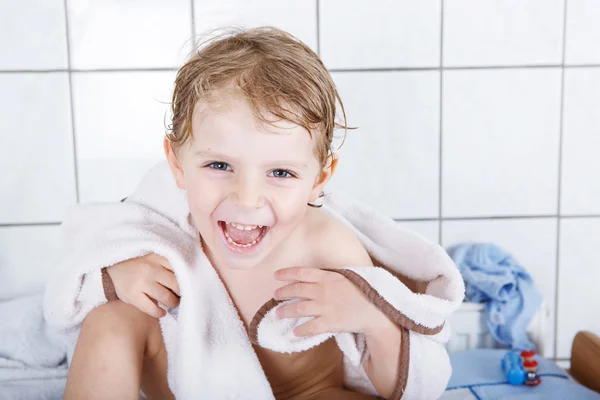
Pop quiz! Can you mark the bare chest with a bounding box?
[222,272,283,328]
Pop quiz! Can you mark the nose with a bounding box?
[230,176,266,209]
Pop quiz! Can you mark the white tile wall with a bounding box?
[442,218,558,357]
[560,68,600,215]
[557,218,600,358]
[0,73,76,223]
[399,221,440,245]
[565,0,600,65]
[320,0,441,69]
[444,0,564,67]
[330,71,440,219]
[442,68,562,217]
[0,0,68,70]
[193,0,318,52]
[2,0,598,364]
[67,0,192,69]
[0,225,62,300]
[71,71,176,202]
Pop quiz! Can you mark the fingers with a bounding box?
[147,283,180,310]
[155,266,181,297]
[274,282,320,301]
[273,267,325,283]
[276,300,321,319]
[293,317,333,337]
[144,253,180,296]
[146,253,171,268]
[138,294,166,319]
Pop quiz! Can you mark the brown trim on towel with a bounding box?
[249,298,284,346]
[323,269,444,335]
[101,268,118,301]
[389,326,410,400]
[247,282,413,399]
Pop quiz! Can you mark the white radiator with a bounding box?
[445,302,550,357]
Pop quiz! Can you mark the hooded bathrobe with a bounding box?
[43,162,464,399]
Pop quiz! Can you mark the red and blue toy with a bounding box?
[501,350,542,386]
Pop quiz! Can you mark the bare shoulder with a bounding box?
[303,208,373,269]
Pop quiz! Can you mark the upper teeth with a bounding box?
[226,222,262,231]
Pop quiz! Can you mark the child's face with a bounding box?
[166,95,334,270]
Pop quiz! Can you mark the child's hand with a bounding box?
[106,253,181,318]
[273,267,393,337]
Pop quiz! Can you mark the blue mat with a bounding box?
[447,349,600,400]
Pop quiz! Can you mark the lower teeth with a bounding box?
[225,231,259,248]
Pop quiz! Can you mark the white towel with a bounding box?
[0,295,69,400]
[43,161,464,399]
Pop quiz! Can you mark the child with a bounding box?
[45,27,463,400]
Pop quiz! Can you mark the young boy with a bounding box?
[48,27,461,400]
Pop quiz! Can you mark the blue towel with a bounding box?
[448,243,542,350]
[447,349,600,400]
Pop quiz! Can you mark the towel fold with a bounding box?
[44,161,465,399]
[0,295,69,400]
[448,243,542,350]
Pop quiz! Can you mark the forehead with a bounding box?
[189,95,317,160]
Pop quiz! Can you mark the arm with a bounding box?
[43,162,190,330]
[273,221,405,398]
[363,315,404,399]
[274,255,452,399]
[334,266,453,400]
[320,236,405,398]
[320,227,406,398]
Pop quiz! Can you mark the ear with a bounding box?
[309,153,338,202]
[164,137,186,190]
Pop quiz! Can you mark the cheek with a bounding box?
[271,185,312,226]
[182,172,221,229]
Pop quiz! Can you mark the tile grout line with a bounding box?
[0,222,62,228]
[190,0,196,47]
[328,64,600,72]
[4,214,600,229]
[0,64,600,74]
[554,0,569,360]
[396,214,558,222]
[3,64,600,75]
[559,214,600,219]
[316,0,320,56]
[0,69,69,73]
[62,0,79,204]
[438,0,445,245]
[395,214,600,222]
[448,214,558,220]
[72,67,179,73]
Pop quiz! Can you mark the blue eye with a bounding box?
[208,162,230,171]
[270,169,294,178]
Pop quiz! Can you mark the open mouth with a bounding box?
[217,221,270,250]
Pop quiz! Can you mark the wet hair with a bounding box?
[166,26,349,166]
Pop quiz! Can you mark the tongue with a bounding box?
[225,224,262,245]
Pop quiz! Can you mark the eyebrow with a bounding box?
[195,150,308,169]
[195,150,230,159]
[267,161,309,169]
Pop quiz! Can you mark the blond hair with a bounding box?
[166,27,349,166]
